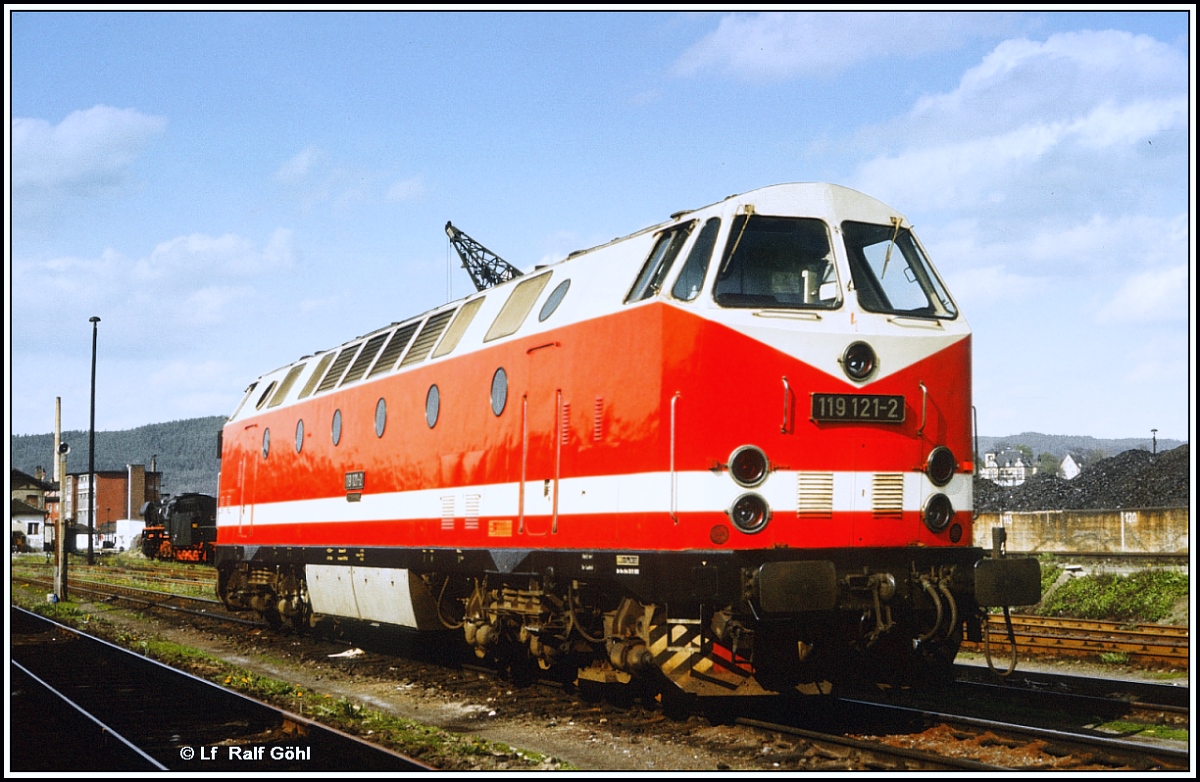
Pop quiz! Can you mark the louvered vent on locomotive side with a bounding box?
[872,473,904,518]
[401,310,457,367]
[315,345,360,394]
[340,332,389,386]
[368,322,420,378]
[797,472,834,518]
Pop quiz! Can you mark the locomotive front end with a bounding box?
[647,184,1042,691]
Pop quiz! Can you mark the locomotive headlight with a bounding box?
[729,445,769,487]
[925,446,957,487]
[728,493,770,533]
[923,493,954,533]
[841,341,877,381]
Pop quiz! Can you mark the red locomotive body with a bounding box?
[216,183,1039,694]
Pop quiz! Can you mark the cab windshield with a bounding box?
[713,215,840,310]
[842,221,957,319]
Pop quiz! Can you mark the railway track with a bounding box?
[833,696,1191,771]
[962,614,1190,669]
[10,559,1191,771]
[12,571,267,628]
[951,663,1190,715]
[10,606,430,772]
[732,678,1190,771]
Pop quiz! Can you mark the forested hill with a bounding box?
[10,416,226,496]
[11,419,1185,500]
[974,432,1183,460]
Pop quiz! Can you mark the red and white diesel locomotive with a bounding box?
[215,183,1039,696]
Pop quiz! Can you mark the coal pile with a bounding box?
[975,444,1190,512]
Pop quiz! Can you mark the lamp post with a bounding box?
[88,316,100,565]
[56,440,70,600]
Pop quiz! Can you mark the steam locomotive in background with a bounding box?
[140,493,217,564]
[213,183,1039,696]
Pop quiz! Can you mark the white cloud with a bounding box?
[906,30,1185,139]
[274,146,327,184]
[12,229,297,353]
[135,228,295,284]
[182,286,257,326]
[925,211,1188,314]
[1097,265,1189,323]
[275,147,415,210]
[855,121,1065,210]
[12,105,167,205]
[1024,213,1188,272]
[849,28,1186,238]
[386,175,425,202]
[674,11,1007,81]
[942,264,1036,307]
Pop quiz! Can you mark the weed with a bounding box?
[1038,569,1188,623]
[1093,720,1190,743]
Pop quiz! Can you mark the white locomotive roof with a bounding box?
[228,183,949,422]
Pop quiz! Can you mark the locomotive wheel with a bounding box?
[288,602,311,634]
[914,623,963,682]
[493,644,539,686]
[261,606,285,632]
[752,629,824,694]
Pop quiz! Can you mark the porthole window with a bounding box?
[539,279,571,321]
[295,419,304,453]
[375,398,387,437]
[426,384,440,428]
[332,409,343,446]
[262,428,271,459]
[491,367,508,416]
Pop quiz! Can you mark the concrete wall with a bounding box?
[973,507,1189,554]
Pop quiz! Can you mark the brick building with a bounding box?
[64,465,162,544]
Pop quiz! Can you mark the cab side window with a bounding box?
[672,218,721,301]
[625,223,694,303]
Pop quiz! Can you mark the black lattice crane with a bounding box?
[445,221,523,292]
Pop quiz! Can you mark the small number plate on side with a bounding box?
[811,393,905,423]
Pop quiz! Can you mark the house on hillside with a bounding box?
[980,449,1033,487]
[11,468,53,551]
[11,499,48,552]
[1060,453,1085,480]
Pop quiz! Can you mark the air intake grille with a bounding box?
[797,472,834,517]
[315,345,359,394]
[368,322,419,378]
[401,310,456,367]
[340,332,388,386]
[872,473,904,518]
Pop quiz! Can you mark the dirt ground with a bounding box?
[10,574,1188,772]
[11,583,797,771]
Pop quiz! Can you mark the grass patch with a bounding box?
[1038,569,1189,623]
[8,582,563,770]
[1038,562,1064,594]
[1092,720,1191,743]
[1144,670,1189,681]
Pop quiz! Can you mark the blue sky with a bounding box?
[7,9,1194,443]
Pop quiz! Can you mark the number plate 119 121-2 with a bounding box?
[811,393,905,423]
